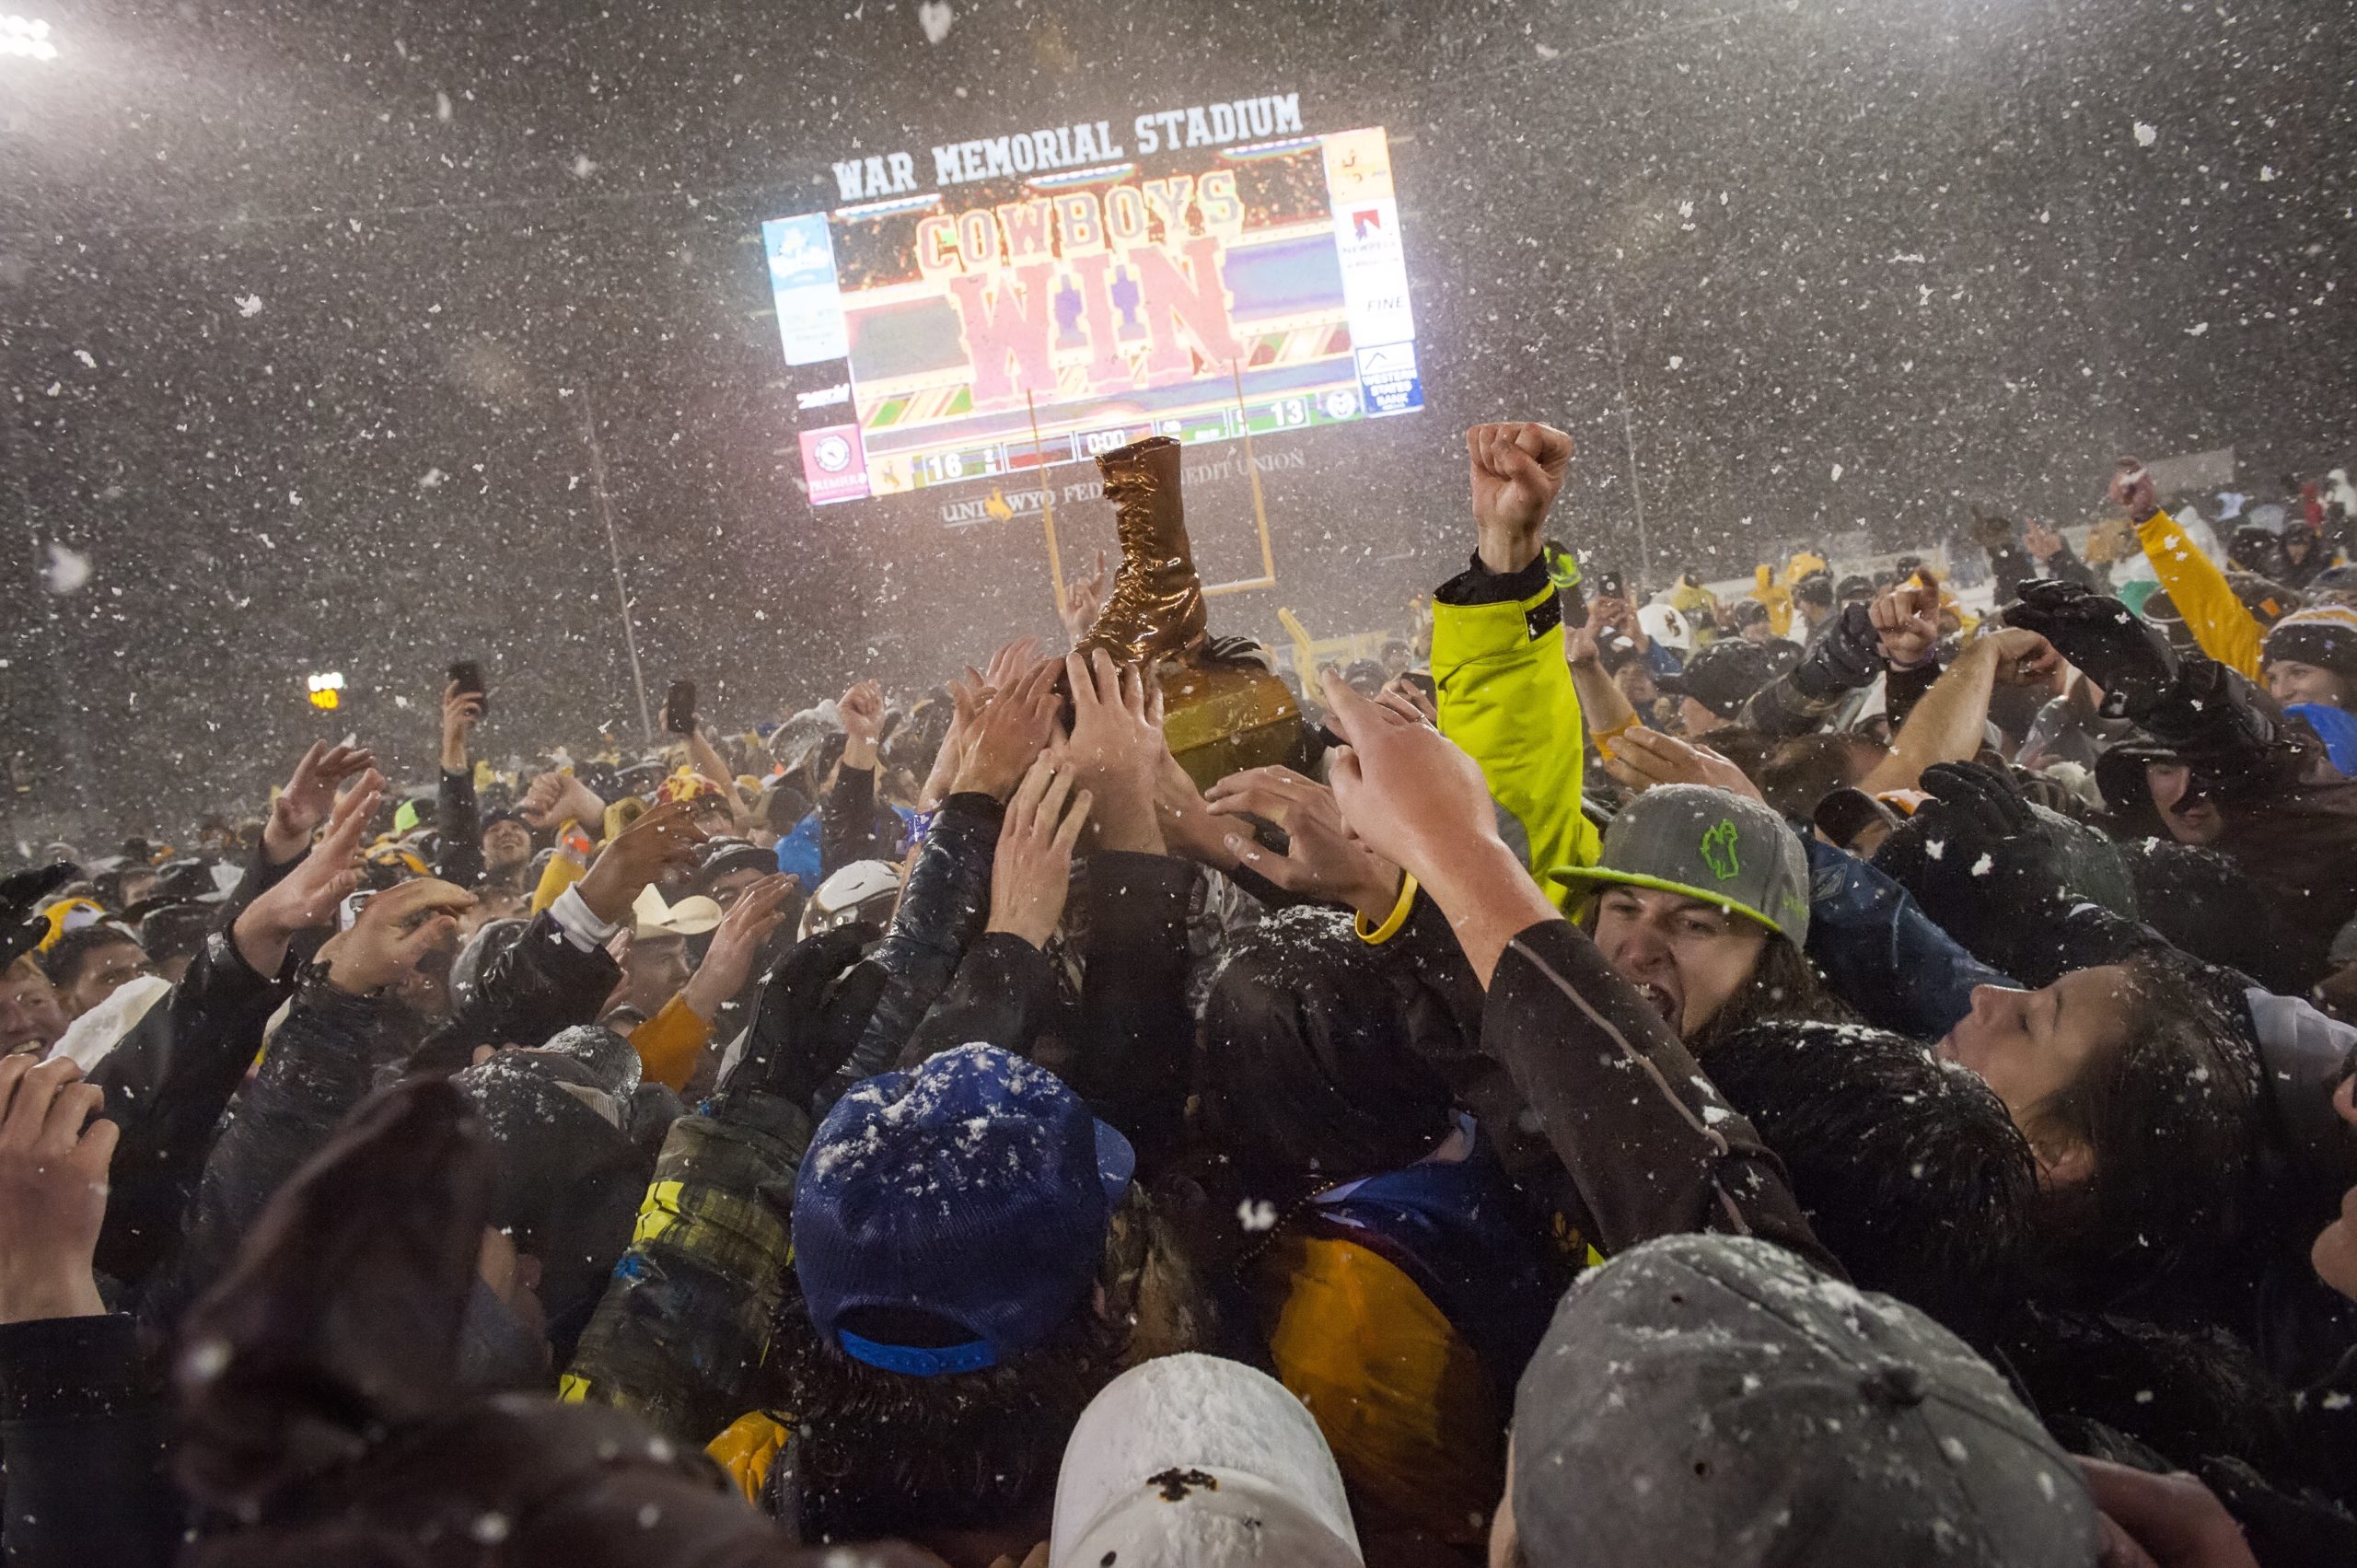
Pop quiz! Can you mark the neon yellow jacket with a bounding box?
[2137,510,2263,678]
[1430,564,1602,905]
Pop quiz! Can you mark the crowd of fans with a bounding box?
[3,426,2356,1567]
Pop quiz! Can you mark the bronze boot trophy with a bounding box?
[1075,435,1300,790]
[1075,436,1208,667]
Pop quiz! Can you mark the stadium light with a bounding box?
[0,16,57,61]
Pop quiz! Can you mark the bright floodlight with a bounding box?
[0,15,57,60]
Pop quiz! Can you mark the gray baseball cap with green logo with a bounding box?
[1550,784,1812,946]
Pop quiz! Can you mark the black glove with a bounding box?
[1871,762,2067,974]
[2003,580,2178,720]
[1793,602,1883,698]
[724,924,888,1108]
[0,863,78,970]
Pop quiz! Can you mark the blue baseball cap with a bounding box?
[792,1044,1135,1378]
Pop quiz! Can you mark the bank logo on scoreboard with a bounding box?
[1355,343,1422,418]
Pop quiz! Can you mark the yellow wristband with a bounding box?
[1354,873,1420,946]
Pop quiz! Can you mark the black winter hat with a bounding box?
[1656,639,1779,719]
[1193,907,1458,1191]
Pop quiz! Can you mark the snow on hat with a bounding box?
[2264,604,2357,679]
[1049,1353,1364,1568]
[793,1044,1133,1377]
[1510,1234,2100,1568]
[1552,784,1812,946]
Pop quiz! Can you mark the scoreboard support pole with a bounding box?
[1024,389,1068,613]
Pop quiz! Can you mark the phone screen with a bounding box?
[448,660,488,714]
[664,680,697,736]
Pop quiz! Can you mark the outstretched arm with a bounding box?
[1321,671,1844,1277]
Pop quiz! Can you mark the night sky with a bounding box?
[4,0,2351,841]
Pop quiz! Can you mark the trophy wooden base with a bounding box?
[1157,658,1304,793]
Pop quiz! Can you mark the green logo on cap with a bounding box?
[1701,820,1741,881]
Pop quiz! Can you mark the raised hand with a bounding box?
[1150,741,1230,868]
[1322,669,1554,984]
[987,756,1093,949]
[520,770,609,832]
[952,656,1062,803]
[2023,518,2065,563]
[439,679,483,773]
[1599,728,1766,804]
[1870,580,1943,668]
[1321,668,1501,889]
[0,1055,115,1324]
[313,877,475,997]
[1466,423,1573,570]
[2108,457,2161,524]
[1060,649,1166,854]
[680,872,799,1020]
[1059,551,1109,646]
[573,798,711,924]
[1980,626,2065,690]
[1206,765,1403,922]
[2004,580,2177,719]
[264,740,379,865]
[726,925,889,1107]
[235,768,384,976]
[839,679,886,772]
[981,633,1045,693]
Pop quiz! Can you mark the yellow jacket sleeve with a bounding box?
[1430,579,1601,906]
[2136,510,2263,678]
[630,993,714,1092]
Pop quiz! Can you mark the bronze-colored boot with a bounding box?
[1077,436,1208,667]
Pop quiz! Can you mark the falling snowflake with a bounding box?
[917,1,954,43]
[41,541,90,595]
[2185,322,2209,337]
[235,293,264,318]
[572,154,598,179]
[1237,1199,1278,1232]
[435,89,453,122]
[2132,122,2158,147]
[1830,463,1844,482]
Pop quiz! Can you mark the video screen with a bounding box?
[764,126,1422,507]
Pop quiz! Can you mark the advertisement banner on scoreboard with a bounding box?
[798,424,871,505]
[763,214,851,366]
[761,98,1425,516]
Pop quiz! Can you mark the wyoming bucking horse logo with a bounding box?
[1700,819,1742,881]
